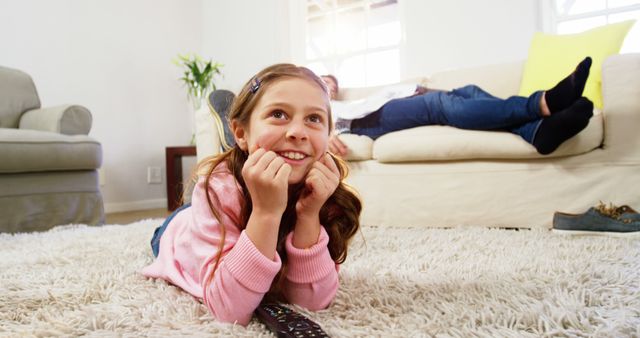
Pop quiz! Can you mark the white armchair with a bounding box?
[0,66,104,233]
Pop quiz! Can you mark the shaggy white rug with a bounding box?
[1,220,639,337]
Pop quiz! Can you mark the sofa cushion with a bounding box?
[338,133,374,161]
[519,20,635,109]
[369,112,603,162]
[428,61,524,99]
[0,128,102,173]
[0,66,41,128]
[337,111,603,163]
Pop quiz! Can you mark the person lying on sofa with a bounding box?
[322,56,593,156]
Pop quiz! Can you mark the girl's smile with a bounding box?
[277,150,309,162]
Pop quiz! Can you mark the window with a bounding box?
[304,0,402,88]
[550,0,640,52]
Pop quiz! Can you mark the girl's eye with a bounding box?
[270,110,287,119]
[308,114,324,124]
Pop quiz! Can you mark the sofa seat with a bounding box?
[340,111,603,162]
[0,128,102,173]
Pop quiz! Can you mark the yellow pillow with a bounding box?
[519,20,635,109]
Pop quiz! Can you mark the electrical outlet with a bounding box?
[147,166,162,184]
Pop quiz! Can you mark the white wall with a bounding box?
[0,0,203,212]
[202,0,292,93]
[401,0,540,78]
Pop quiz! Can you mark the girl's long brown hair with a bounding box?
[192,64,362,299]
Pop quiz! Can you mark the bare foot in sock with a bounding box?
[533,97,594,155]
[544,57,592,114]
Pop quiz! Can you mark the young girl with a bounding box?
[142,64,362,326]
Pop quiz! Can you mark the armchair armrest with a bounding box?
[18,104,92,135]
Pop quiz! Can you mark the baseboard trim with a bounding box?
[105,198,166,213]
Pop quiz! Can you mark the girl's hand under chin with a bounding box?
[242,147,291,216]
[295,153,340,219]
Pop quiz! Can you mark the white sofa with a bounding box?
[196,54,640,229]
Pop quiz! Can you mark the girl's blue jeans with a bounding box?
[150,202,191,257]
[350,85,543,144]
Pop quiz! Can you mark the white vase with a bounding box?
[189,98,207,145]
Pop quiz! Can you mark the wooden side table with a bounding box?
[165,146,197,211]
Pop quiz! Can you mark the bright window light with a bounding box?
[305,0,401,87]
[553,0,640,53]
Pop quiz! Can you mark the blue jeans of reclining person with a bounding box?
[350,85,544,144]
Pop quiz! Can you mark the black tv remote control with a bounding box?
[254,303,330,338]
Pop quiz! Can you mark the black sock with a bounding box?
[545,57,592,114]
[533,97,594,155]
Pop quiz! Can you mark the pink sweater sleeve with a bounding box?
[141,167,282,326]
[283,227,339,310]
[202,230,281,325]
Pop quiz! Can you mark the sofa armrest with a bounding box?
[601,53,640,160]
[18,104,92,135]
[195,104,222,162]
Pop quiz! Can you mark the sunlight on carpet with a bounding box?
[1,220,639,337]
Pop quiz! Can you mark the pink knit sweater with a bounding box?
[141,164,339,325]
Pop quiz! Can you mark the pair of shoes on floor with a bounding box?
[553,202,640,237]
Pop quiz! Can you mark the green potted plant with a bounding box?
[174,53,223,110]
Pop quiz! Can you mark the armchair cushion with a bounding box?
[0,128,102,173]
[0,66,41,128]
[19,104,92,135]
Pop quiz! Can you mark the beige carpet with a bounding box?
[1,220,639,337]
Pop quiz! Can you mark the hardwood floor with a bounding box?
[105,208,170,225]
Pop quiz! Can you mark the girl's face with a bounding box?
[234,77,331,184]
